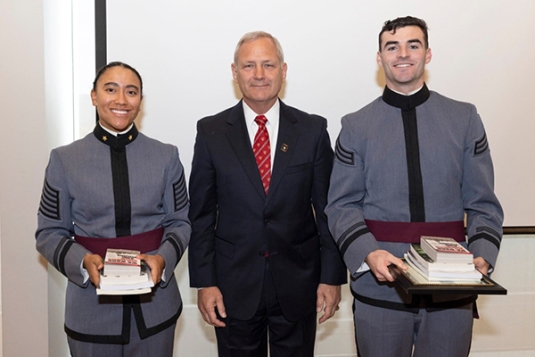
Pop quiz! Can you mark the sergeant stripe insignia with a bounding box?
[474,132,489,155]
[173,172,188,212]
[39,180,61,220]
[335,137,354,165]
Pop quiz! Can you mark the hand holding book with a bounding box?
[137,253,165,285]
[97,249,156,295]
[365,249,408,282]
[83,253,104,287]
[473,256,490,275]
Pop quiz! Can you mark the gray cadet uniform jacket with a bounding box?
[36,124,190,343]
[326,85,503,308]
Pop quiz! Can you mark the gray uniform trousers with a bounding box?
[354,298,473,357]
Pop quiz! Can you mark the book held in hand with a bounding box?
[420,236,473,264]
[409,244,475,272]
[402,237,481,282]
[404,253,482,281]
[103,248,142,276]
[97,248,154,295]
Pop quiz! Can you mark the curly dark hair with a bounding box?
[379,16,429,51]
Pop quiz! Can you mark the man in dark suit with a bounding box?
[188,31,347,356]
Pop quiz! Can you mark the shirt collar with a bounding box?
[242,99,280,125]
[98,122,134,137]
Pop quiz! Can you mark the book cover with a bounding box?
[420,236,473,264]
[104,248,141,266]
[104,248,141,276]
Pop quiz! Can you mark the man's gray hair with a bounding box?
[233,31,285,65]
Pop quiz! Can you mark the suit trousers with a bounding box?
[215,259,317,357]
[67,307,176,357]
[353,298,473,357]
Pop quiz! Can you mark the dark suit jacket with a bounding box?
[188,100,346,321]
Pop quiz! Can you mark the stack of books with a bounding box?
[404,236,482,282]
[96,248,154,295]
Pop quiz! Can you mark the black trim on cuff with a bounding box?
[339,226,370,257]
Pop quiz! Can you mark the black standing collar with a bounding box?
[93,123,139,151]
[382,84,430,111]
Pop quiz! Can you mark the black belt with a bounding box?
[351,288,477,313]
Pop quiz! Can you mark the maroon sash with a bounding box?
[75,227,163,257]
[365,220,465,243]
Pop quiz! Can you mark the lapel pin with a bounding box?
[281,143,289,152]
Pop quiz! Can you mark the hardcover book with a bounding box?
[409,244,475,272]
[420,236,473,264]
[99,263,154,291]
[405,253,482,281]
[104,248,141,276]
[96,249,154,296]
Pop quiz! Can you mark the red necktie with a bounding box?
[253,115,271,195]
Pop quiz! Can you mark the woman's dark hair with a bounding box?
[92,61,143,94]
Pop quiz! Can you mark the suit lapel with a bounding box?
[225,102,267,199]
[267,101,299,204]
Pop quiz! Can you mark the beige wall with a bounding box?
[0,0,49,356]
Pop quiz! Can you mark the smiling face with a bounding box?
[232,37,287,114]
[91,66,142,132]
[377,25,432,94]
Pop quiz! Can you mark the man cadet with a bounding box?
[326,16,503,357]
